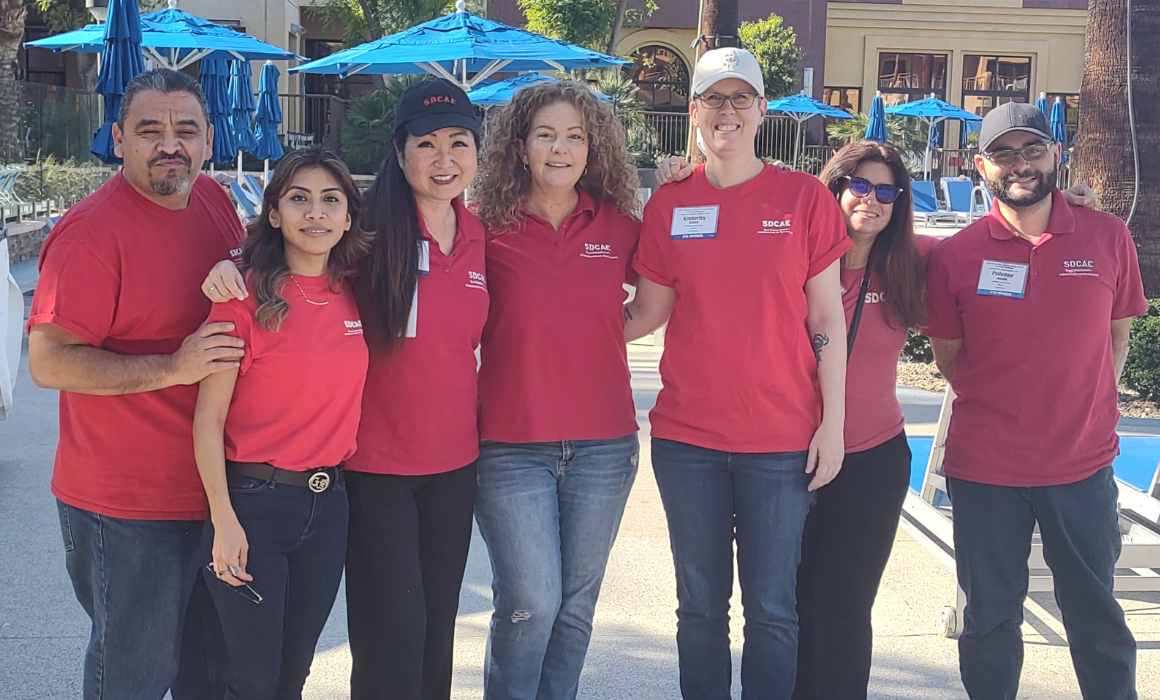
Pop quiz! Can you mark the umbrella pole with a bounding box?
[794,120,802,172]
[237,151,242,182]
[264,160,269,186]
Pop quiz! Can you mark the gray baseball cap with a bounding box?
[979,102,1053,152]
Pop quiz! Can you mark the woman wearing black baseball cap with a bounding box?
[200,78,488,700]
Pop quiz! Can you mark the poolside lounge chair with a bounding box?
[911,181,960,228]
[242,174,264,207]
[228,180,259,220]
[940,178,976,225]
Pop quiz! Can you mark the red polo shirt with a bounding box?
[632,164,851,453]
[478,190,639,443]
[28,172,245,520]
[207,274,368,470]
[347,198,489,476]
[842,235,941,452]
[925,192,1146,487]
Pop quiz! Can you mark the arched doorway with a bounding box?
[627,45,690,112]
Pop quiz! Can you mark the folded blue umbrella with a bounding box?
[91,0,146,163]
[1037,94,1050,119]
[229,60,258,155]
[199,59,237,165]
[865,91,888,143]
[1051,99,1069,165]
[253,62,284,163]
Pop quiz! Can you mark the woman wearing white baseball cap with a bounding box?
[625,47,850,700]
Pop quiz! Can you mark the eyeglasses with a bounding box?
[981,142,1054,167]
[206,563,263,605]
[844,176,904,205]
[695,92,759,110]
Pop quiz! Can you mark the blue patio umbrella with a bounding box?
[1051,98,1069,165]
[766,92,853,170]
[291,1,629,89]
[467,72,612,105]
[26,0,302,69]
[229,60,258,177]
[253,62,284,181]
[1037,93,1050,119]
[865,91,888,143]
[91,0,146,164]
[199,59,237,167]
[885,94,982,180]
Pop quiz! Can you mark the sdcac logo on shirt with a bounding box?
[581,243,618,260]
[466,270,488,292]
[1060,260,1099,278]
[344,320,363,336]
[759,218,793,235]
[230,247,245,262]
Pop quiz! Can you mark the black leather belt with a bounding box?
[226,461,343,493]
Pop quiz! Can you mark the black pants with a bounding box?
[793,430,911,700]
[345,464,478,700]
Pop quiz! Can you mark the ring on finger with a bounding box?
[209,285,218,294]
[216,568,229,577]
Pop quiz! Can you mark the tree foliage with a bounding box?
[518,0,656,52]
[594,69,661,166]
[826,113,930,175]
[340,74,428,174]
[317,0,461,47]
[738,13,803,100]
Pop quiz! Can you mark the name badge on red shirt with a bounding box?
[671,205,719,240]
[977,259,1029,299]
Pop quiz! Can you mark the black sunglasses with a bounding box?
[206,563,263,605]
[844,176,904,205]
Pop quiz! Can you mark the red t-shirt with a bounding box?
[632,164,852,453]
[346,198,489,476]
[207,274,368,470]
[925,193,1147,487]
[478,190,639,443]
[28,173,245,520]
[842,234,941,452]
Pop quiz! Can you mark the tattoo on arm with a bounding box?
[624,306,634,322]
[812,333,829,364]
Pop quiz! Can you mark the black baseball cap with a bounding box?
[979,102,1053,152]
[393,79,479,138]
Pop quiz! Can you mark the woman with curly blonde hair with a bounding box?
[471,79,642,700]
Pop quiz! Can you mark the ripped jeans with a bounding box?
[474,435,639,700]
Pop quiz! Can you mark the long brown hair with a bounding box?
[473,80,640,232]
[819,141,926,329]
[243,148,368,331]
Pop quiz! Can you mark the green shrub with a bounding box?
[340,76,428,175]
[901,330,933,363]
[1122,299,1160,400]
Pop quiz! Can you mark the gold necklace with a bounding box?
[289,275,329,306]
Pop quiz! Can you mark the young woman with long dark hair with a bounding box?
[193,148,369,699]
[201,79,488,700]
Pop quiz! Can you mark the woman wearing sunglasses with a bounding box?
[655,140,1098,699]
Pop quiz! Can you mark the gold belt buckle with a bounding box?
[307,471,331,493]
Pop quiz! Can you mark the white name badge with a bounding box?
[405,241,431,339]
[671,205,719,240]
[977,259,1029,299]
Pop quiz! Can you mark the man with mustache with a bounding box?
[27,69,245,700]
[925,102,1143,700]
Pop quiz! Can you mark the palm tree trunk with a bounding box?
[356,0,387,89]
[0,0,26,82]
[1071,0,1160,295]
[607,0,629,56]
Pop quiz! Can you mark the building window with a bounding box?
[627,45,690,112]
[303,40,375,100]
[1046,93,1080,145]
[823,87,860,114]
[961,55,1031,118]
[877,52,947,106]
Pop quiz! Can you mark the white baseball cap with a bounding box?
[691,47,764,98]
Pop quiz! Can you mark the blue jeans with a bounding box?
[57,500,214,700]
[948,467,1137,700]
[202,469,349,700]
[474,434,639,700]
[650,438,814,700]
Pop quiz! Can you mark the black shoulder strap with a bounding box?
[846,270,872,363]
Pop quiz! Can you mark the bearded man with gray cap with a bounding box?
[925,101,1143,699]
